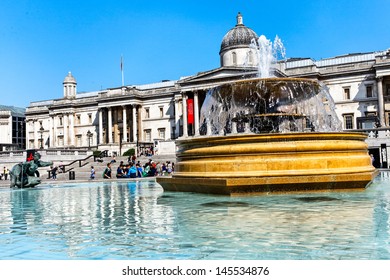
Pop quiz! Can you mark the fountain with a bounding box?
[157,35,378,195]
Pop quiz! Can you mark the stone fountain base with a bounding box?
[157,132,378,195]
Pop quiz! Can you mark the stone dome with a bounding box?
[63,72,76,84]
[220,12,259,55]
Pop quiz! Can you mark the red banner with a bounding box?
[187,98,194,124]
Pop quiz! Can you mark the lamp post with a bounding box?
[86,130,93,149]
[118,120,123,156]
[39,125,44,149]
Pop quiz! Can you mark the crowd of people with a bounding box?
[101,157,174,179]
[36,155,175,181]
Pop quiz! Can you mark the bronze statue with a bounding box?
[10,152,52,188]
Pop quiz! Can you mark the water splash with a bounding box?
[250,35,286,78]
[199,78,342,136]
[198,34,341,137]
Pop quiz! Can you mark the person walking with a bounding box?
[3,167,9,180]
[90,166,95,179]
[103,163,112,179]
[51,166,58,180]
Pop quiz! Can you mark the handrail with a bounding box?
[59,150,108,173]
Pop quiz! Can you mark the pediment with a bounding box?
[178,66,258,86]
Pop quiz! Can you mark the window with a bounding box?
[357,115,377,129]
[59,117,63,126]
[88,114,92,124]
[343,87,350,100]
[145,108,150,119]
[248,51,253,64]
[232,52,237,65]
[57,136,64,147]
[159,107,164,118]
[158,128,165,139]
[366,85,373,98]
[343,114,354,130]
[76,135,81,146]
[76,114,81,125]
[144,129,151,142]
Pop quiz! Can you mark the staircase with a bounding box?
[40,154,177,182]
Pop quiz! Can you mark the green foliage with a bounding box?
[93,150,102,157]
[123,148,135,157]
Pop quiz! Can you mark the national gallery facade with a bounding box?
[25,13,390,164]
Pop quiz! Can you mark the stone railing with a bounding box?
[350,128,390,148]
[0,149,94,165]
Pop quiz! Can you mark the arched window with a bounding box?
[232,52,237,65]
[248,51,253,64]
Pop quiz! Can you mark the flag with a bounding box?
[120,55,123,71]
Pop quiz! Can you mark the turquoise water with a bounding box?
[0,173,390,260]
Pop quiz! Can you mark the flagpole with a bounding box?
[121,55,124,87]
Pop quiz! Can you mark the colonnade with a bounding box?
[27,90,206,150]
[98,104,142,145]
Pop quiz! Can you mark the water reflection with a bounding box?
[0,175,389,259]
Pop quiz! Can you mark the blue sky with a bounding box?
[1,0,390,108]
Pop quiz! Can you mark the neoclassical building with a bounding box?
[25,13,390,165]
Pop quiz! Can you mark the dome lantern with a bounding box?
[63,72,77,99]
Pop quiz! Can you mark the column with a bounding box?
[53,116,58,147]
[69,113,75,146]
[122,105,128,142]
[63,114,68,147]
[377,76,386,127]
[49,116,54,147]
[132,105,137,142]
[182,93,188,137]
[194,91,200,136]
[33,119,38,149]
[108,107,113,143]
[113,107,119,143]
[99,109,104,144]
[137,106,143,141]
[174,99,180,138]
[25,120,30,149]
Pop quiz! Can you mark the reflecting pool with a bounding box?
[1,173,390,260]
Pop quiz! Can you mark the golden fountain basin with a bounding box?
[157,132,378,195]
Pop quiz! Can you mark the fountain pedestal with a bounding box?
[157,132,378,195]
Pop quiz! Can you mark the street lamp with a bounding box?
[39,125,44,149]
[118,120,123,156]
[86,130,93,149]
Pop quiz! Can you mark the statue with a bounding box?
[10,152,53,188]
